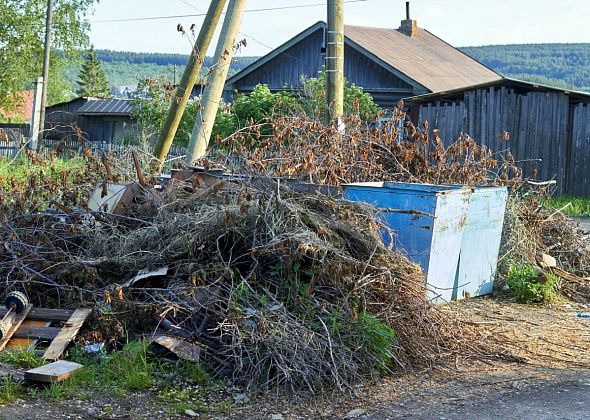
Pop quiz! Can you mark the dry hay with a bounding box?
[0,177,512,392]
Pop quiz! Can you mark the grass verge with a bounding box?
[544,195,590,217]
[0,340,232,415]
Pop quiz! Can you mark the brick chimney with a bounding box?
[398,1,418,38]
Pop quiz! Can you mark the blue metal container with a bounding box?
[343,182,471,303]
[453,186,508,300]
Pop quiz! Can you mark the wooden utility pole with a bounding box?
[185,0,247,164]
[152,0,227,164]
[326,0,344,121]
[36,0,53,150]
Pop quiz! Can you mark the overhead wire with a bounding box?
[92,0,368,23]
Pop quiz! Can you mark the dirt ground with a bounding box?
[2,298,590,419]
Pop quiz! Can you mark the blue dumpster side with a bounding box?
[343,182,471,303]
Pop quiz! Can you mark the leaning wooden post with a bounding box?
[326,0,344,124]
[185,0,247,164]
[152,0,227,165]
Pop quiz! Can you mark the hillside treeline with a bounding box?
[461,43,590,91]
[95,49,258,72]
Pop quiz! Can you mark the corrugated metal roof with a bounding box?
[343,25,502,93]
[77,99,133,116]
[406,77,590,103]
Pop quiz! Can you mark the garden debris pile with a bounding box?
[220,103,522,187]
[0,171,511,392]
[220,107,590,303]
[500,193,590,301]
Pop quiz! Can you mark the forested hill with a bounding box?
[460,43,590,92]
[64,50,259,92]
[65,44,590,95]
[95,49,258,69]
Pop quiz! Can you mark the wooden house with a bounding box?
[225,13,501,108]
[407,78,590,196]
[44,97,135,144]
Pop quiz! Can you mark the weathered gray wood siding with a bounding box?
[232,29,325,92]
[230,28,415,108]
[568,103,590,196]
[44,98,88,141]
[416,87,589,195]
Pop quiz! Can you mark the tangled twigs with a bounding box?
[0,177,512,392]
[219,102,521,187]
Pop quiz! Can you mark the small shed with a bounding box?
[407,78,590,196]
[44,97,135,144]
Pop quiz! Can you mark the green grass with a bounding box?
[0,341,228,411]
[544,195,590,217]
[0,380,25,404]
[0,157,86,182]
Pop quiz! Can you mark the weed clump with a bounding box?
[506,261,559,304]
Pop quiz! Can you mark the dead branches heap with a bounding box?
[0,175,509,392]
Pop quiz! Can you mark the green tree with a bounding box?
[76,47,111,97]
[302,69,380,120]
[130,77,199,146]
[0,0,96,116]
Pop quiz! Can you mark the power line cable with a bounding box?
[92,0,368,23]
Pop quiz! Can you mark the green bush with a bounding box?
[506,262,558,303]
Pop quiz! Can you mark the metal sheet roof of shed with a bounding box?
[77,99,133,116]
[343,25,502,93]
[406,77,590,103]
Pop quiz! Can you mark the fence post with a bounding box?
[29,77,44,150]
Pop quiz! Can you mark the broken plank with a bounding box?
[6,320,52,350]
[149,334,201,363]
[13,326,61,341]
[0,304,33,352]
[0,307,74,322]
[42,308,91,361]
[24,360,83,383]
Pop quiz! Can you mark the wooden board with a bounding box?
[0,307,74,322]
[24,360,83,383]
[6,320,52,350]
[0,304,33,352]
[42,308,91,361]
[13,325,61,341]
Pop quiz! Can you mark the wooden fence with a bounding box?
[0,133,189,161]
[568,103,590,196]
[416,86,590,195]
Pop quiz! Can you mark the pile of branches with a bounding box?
[0,177,510,392]
[219,106,590,301]
[501,192,590,300]
[219,101,521,187]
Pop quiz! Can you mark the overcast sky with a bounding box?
[89,0,590,56]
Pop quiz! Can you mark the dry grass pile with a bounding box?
[0,176,511,392]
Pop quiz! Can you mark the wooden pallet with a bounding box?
[0,307,91,360]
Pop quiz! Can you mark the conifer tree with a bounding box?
[76,47,112,98]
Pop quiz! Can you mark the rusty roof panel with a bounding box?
[344,25,502,92]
